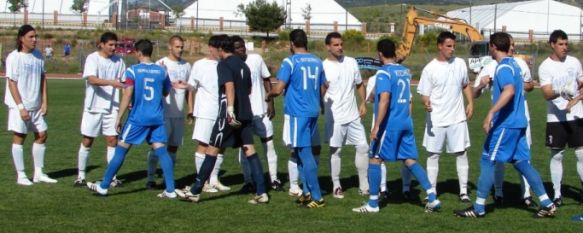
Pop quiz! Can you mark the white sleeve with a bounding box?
[118,59,127,82]
[575,58,583,82]
[187,63,199,89]
[6,53,19,82]
[460,60,469,86]
[538,62,553,87]
[417,65,432,96]
[365,75,376,102]
[354,60,362,85]
[259,57,271,79]
[82,55,98,79]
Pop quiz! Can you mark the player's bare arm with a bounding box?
[7,79,30,121]
[483,85,515,134]
[263,77,275,119]
[371,92,390,141]
[473,75,492,98]
[320,82,328,115]
[116,85,134,134]
[523,80,535,92]
[420,94,432,112]
[40,73,48,116]
[87,75,125,89]
[266,80,285,99]
[356,83,367,117]
[186,89,195,124]
[463,84,474,120]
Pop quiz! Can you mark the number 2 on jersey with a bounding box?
[300,66,319,90]
[144,78,155,101]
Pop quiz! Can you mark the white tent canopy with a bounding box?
[447,0,583,40]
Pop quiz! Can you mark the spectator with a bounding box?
[64,43,71,57]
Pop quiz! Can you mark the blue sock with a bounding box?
[474,159,496,213]
[367,163,381,208]
[154,147,175,193]
[190,155,217,194]
[513,160,553,207]
[407,162,436,202]
[101,146,129,189]
[297,146,322,201]
[295,151,309,194]
[246,153,266,195]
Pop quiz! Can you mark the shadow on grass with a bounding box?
[48,165,99,179]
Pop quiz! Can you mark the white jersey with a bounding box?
[539,55,583,122]
[417,57,469,127]
[188,57,219,120]
[245,53,271,116]
[475,58,532,121]
[82,52,126,114]
[323,56,362,124]
[4,49,45,111]
[156,57,191,118]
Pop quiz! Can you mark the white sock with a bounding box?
[194,152,205,173]
[494,162,505,197]
[575,149,583,182]
[77,144,90,179]
[355,144,369,192]
[456,151,469,194]
[288,156,299,187]
[401,163,411,192]
[330,147,342,189]
[263,140,278,182]
[12,144,26,178]
[210,154,223,185]
[426,153,440,191]
[32,143,46,176]
[147,150,158,182]
[106,146,117,180]
[380,162,387,192]
[550,149,564,199]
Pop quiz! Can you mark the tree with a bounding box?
[8,0,26,13]
[237,0,286,38]
[171,4,186,31]
[301,3,312,21]
[71,0,87,14]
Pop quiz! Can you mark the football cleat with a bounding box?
[288,185,302,197]
[459,193,471,203]
[87,181,108,196]
[17,177,33,186]
[211,181,231,191]
[454,206,485,218]
[145,181,156,190]
[333,187,344,199]
[304,199,326,208]
[248,193,269,204]
[523,196,538,209]
[73,178,87,187]
[552,197,562,207]
[359,189,370,196]
[110,178,123,187]
[271,179,284,192]
[202,183,219,193]
[175,186,200,203]
[33,174,58,183]
[534,204,557,218]
[352,204,379,213]
[424,199,442,213]
[571,213,583,222]
[296,193,312,205]
[157,190,177,199]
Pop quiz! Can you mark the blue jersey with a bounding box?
[492,57,527,129]
[277,53,326,117]
[125,63,171,126]
[374,64,413,131]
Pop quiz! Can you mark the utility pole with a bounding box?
[494,2,497,32]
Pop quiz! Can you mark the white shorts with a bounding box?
[422,120,470,153]
[192,117,216,144]
[8,108,47,134]
[325,117,367,148]
[80,111,118,137]
[165,117,185,146]
[252,115,274,139]
[282,114,320,148]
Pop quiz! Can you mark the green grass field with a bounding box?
[0,78,582,232]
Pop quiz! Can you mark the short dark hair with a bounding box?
[218,35,235,53]
[325,32,342,45]
[134,39,153,56]
[100,32,118,44]
[16,24,35,52]
[208,35,224,48]
[437,31,456,45]
[549,30,568,44]
[169,35,184,44]
[290,29,308,49]
[231,35,245,44]
[489,32,511,53]
[377,39,396,58]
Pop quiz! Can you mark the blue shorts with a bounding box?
[482,127,530,163]
[119,123,167,145]
[287,116,318,148]
[371,129,418,162]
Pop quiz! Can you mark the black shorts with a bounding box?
[545,119,583,148]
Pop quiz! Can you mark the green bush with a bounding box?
[417,30,440,49]
[277,30,290,42]
[342,29,365,44]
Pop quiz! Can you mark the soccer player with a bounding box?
[267,29,326,208]
[75,32,126,187]
[473,36,536,207]
[231,36,283,192]
[146,35,191,189]
[322,32,369,198]
[176,35,268,204]
[187,35,229,193]
[352,39,441,213]
[86,39,177,198]
[417,31,472,202]
[538,30,583,206]
[454,32,557,218]
[5,24,56,185]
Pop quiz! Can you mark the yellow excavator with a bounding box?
[396,6,491,72]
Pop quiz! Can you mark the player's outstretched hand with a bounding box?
[172,80,190,90]
[227,106,242,128]
[482,112,493,134]
[267,103,275,120]
[115,121,123,134]
[466,103,474,120]
[19,109,31,121]
[186,112,194,125]
[111,80,125,89]
[424,100,432,112]
[566,98,580,113]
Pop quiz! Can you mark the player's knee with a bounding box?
[551,149,564,161]
[242,145,256,156]
[105,136,117,147]
[369,158,382,164]
[330,147,342,156]
[35,132,48,143]
[355,144,369,154]
[428,153,440,160]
